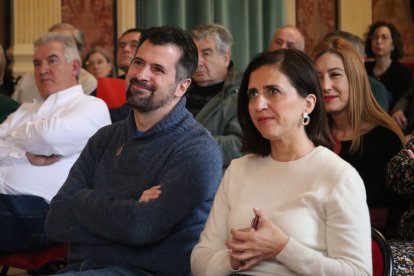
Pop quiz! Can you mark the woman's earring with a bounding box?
[301,112,310,126]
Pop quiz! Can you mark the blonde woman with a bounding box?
[312,37,407,238]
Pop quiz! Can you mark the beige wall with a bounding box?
[338,0,371,41]
[297,0,337,54]
[372,0,414,59]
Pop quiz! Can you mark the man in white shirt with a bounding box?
[12,23,97,103]
[0,32,111,253]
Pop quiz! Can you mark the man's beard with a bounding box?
[126,78,175,112]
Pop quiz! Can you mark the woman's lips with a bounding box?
[324,95,337,103]
[257,116,273,124]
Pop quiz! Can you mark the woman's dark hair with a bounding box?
[365,20,404,60]
[237,49,334,156]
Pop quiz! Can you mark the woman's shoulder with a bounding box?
[229,153,265,167]
[310,147,363,192]
[391,60,412,75]
[313,146,355,169]
[366,125,401,141]
[363,126,403,158]
[228,147,357,174]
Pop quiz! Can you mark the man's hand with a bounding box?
[138,185,162,203]
[392,110,407,129]
[26,152,60,166]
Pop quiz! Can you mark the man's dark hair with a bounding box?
[119,28,144,40]
[137,26,198,82]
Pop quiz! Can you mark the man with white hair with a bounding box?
[0,32,110,253]
[12,23,97,103]
[187,23,243,169]
[268,25,305,51]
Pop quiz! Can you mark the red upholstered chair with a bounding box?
[96,77,126,108]
[0,244,68,276]
[372,228,393,276]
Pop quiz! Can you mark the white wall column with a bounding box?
[11,0,61,76]
[284,0,296,26]
[117,0,136,38]
[338,0,372,39]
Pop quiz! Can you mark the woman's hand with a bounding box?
[225,208,289,270]
[226,227,252,269]
[407,144,414,159]
[138,185,162,203]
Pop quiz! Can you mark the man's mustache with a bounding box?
[129,78,155,91]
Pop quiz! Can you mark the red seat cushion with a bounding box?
[0,244,68,270]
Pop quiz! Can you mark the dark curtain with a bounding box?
[136,0,284,70]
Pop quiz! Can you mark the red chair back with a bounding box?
[96,77,126,108]
[0,244,68,275]
[372,228,393,276]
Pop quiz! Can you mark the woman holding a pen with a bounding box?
[190,49,372,276]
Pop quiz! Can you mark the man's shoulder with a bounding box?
[224,66,243,89]
[368,76,388,96]
[72,87,107,107]
[171,118,223,166]
[89,119,127,142]
[79,69,97,95]
[179,114,213,137]
[176,115,220,148]
[0,94,19,108]
[369,76,384,88]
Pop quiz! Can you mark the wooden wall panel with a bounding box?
[61,0,115,60]
[372,0,414,58]
[296,0,337,54]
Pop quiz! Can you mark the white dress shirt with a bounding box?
[0,84,111,202]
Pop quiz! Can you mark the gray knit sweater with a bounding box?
[45,98,223,275]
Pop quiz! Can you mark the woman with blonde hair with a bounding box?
[312,37,407,238]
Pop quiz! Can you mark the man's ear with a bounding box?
[175,78,192,97]
[223,51,231,67]
[72,59,81,78]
